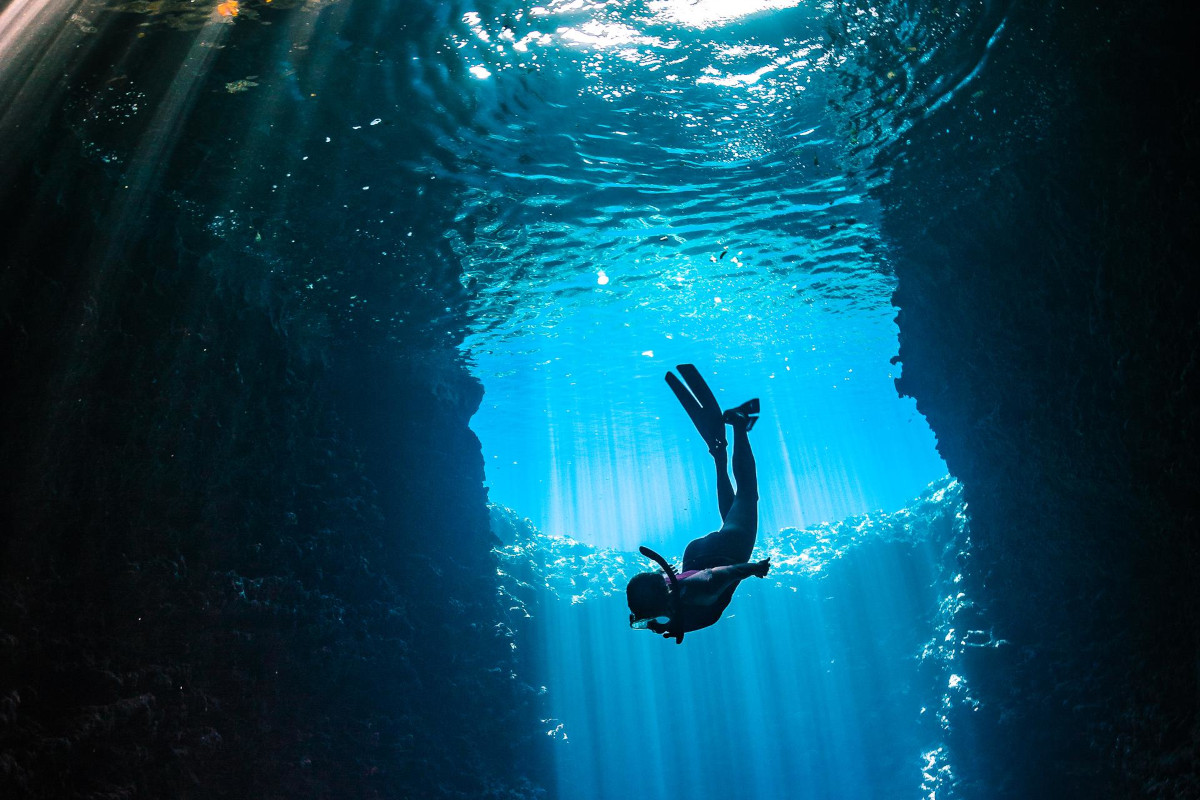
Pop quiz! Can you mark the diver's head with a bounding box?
[626,571,670,623]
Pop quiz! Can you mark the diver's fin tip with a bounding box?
[667,363,726,451]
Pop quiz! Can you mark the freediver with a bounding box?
[626,364,771,643]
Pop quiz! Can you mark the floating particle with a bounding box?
[225,78,258,93]
[596,270,610,285]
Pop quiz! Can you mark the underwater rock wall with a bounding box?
[847,0,1199,796]
[0,179,549,800]
[0,5,552,799]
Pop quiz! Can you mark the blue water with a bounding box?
[460,1,948,547]
[454,3,957,798]
[494,480,966,800]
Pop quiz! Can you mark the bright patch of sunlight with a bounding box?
[647,0,805,29]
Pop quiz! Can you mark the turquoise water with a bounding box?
[460,1,948,548]
[456,3,957,798]
[495,481,964,800]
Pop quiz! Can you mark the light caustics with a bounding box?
[647,0,808,29]
[456,1,945,551]
[454,6,959,792]
[457,7,958,793]
[495,479,965,800]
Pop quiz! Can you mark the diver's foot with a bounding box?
[722,398,760,431]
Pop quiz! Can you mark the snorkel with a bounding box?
[637,545,684,644]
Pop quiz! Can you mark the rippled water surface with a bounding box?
[444,0,954,545]
[7,0,957,542]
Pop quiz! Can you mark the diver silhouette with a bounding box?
[626,364,771,643]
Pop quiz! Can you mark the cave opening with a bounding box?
[456,3,955,798]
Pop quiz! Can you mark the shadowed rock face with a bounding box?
[0,6,552,800]
[868,0,1199,796]
[0,166,551,799]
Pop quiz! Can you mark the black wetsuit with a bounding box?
[677,423,758,632]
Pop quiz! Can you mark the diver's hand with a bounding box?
[752,558,770,578]
[650,621,679,642]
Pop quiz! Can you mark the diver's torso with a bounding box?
[680,585,737,633]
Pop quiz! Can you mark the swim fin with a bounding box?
[722,398,760,431]
[665,364,727,453]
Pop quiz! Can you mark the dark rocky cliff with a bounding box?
[863,0,1199,796]
[0,142,550,800]
[0,4,551,798]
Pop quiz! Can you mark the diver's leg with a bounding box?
[730,424,758,502]
[713,444,734,521]
[715,423,759,562]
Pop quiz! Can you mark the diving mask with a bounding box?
[629,613,672,630]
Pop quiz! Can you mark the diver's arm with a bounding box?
[679,559,770,604]
[711,559,770,582]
